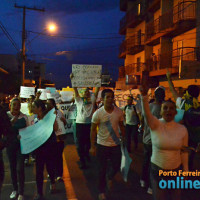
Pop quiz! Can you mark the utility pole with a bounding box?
[14,4,45,86]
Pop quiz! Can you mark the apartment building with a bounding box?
[116,0,200,96]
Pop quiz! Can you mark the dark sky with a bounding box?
[0,0,125,88]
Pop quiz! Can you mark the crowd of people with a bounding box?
[0,71,199,200]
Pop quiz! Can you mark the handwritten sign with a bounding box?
[37,89,47,100]
[20,86,35,98]
[19,108,56,154]
[46,87,56,94]
[57,103,77,133]
[72,64,102,87]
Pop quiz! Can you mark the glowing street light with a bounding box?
[47,23,57,32]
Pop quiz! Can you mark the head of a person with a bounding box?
[83,88,90,99]
[160,100,177,122]
[32,99,46,115]
[154,86,165,104]
[10,98,21,116]
[187,85,200,98]
[127,95,133,105]
[29,95,35,103]
[101,89,114,106]
[46,98,56,110]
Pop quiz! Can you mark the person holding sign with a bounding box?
[70,73,100,169]
[47,98,66,182]
[32,100,58,200]
[7,98,29,200]
[140,74,188,200]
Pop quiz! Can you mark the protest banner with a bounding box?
[20,103,29,116]
[37,89,47,100]
[57,103,77,134]
[19,108,56,154]
[72,64,102,87]
[46,87,56,94]
[20,86,35,98]
[60,91,74,102]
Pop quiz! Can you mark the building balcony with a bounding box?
[172,47,200,68]
[125,62,145,75]
[119,33,145,58]
[145,53,178,76]
[119,7,145,35]
[119,40,127,58]
[145,1,196,45]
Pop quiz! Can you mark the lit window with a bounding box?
[138,3,141,15]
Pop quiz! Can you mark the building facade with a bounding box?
[116,0,200,98]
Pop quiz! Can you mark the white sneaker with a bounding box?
[98,193,106,200]
[140,180,146,188]
[18,195,24,200]
[10,191,18,199]
[147,187,153,195]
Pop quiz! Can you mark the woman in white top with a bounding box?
[140,80,188,200]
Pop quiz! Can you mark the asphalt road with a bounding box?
[1,133,200,200]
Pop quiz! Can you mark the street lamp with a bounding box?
[48,24,57,32]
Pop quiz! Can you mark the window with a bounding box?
[138,3,141,15]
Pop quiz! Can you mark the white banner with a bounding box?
[57,104,77,133]
[20,103,29,116]
[72,64,102,87]
[60,91,74,102]
[37,89,47,100]
[20,86,35,98]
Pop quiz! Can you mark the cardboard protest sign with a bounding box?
[57,103,77,134]
[60,91,74,102]
[46,87,56,94]
[37,89,47,100]
[72,64,102,87]
[20,103,30,116]
[20,86,35,98]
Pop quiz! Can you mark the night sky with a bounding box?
[0,0,125,88]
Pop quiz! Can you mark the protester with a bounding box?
[140,86,165,195]
[70,73,99,169]
[167,71,200,170]
[140,79,188,200]
[32,99,57,200]
[46,98,67,181]
[121,95,141,153]
[0,104,13,197]
[90,89,125,200]
[7,98,29,200]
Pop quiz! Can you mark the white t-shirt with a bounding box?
[55,109,66,136]
[92,106,124,147]
[75,95,96,124]
[151,118,188,169]
[122,105,140,125]
[176,97,185,109]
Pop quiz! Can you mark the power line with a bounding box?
[0,21,20,52]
